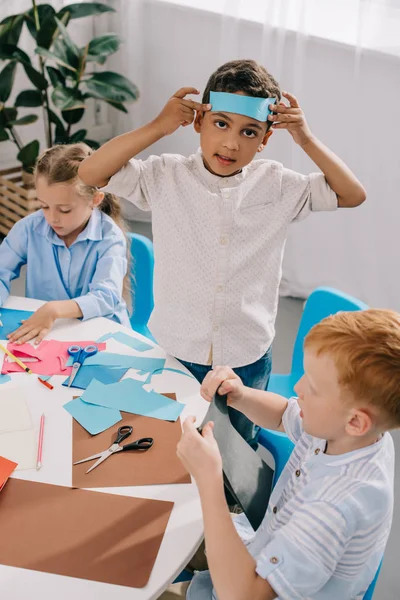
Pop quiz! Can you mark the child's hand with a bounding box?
[177,416,223,486]
[201,366,245,407]
[153,87,211,136]
[268,91,313,146]
[8,302,57,345]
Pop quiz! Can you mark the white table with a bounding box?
[1,296,208,600]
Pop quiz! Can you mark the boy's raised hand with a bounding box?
[201,366,245,406]
[177,416,223,485]
[268,91,313,146]
[153,87,211,136]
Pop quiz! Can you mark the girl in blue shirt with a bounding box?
[0,143,130,344]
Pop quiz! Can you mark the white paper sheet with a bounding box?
[0,429,37,470]
[0,387,32,433]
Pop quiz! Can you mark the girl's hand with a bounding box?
[153,87,211,136]
[268,91,313,146]
[177,416,223,486]
[8,302,57,345]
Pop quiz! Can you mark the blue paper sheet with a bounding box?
[0,308,34,338]
[64,395,122,435]
[0,373,11,385]
[81,378,184,421]
[62,365,129,390]
[97,331,153,352]
[144,367,196,385]
[66,352,165,373]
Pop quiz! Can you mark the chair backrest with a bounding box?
[291,286,368,376]
[127,233,154,332]
[258,427,381,599]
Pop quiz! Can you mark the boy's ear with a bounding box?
[93,191,104,207]
[257,129,273,153]
[194,110,204,133]
[346,408,373,437]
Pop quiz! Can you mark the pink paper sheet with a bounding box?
[1,340,106,376]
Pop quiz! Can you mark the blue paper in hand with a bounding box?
[81,378,184,421]
[0,308,34,338]
[62,365,128,390]
[64,395,122,435]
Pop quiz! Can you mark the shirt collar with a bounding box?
[310,433,388,468]
[193,147,247,188]
[35,208,103,246]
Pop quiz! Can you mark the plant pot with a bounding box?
[0,166,40,237]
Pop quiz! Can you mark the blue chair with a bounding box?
[268,286,368,399]
[126,232,155,340]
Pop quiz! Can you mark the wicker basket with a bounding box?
[0,166,40,237]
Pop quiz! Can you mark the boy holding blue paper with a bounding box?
[79,59,366,448]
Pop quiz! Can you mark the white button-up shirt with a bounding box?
[101,149,337,367]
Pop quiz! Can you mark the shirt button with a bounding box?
[224,192,231,198]
[295,469,301,477]
[217,285,223,292]
[272,506,277,514]
[213,326,219,332]
[220,237,228,246]
[314,448,320,455]
[270,556,279,564]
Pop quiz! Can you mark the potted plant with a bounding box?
[0,1,138,234]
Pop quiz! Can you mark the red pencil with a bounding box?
[38,377,53,390]
[36,414,45,471]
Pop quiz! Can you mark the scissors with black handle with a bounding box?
[73,426,154,474]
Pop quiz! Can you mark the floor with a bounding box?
[6,221,399,598]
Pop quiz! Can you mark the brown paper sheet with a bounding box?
[0,478,173,588]
[72,393,191,488]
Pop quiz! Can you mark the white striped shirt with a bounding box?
[188,398,394,600]
[100,150,337,367]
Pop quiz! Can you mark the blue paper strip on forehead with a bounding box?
[209,91,276,122]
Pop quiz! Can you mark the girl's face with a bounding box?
[36,177,103,244]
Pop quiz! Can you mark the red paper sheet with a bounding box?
[1,340,106,376]
[0,456,18,492]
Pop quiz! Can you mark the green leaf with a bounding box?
[86,34,121,62]
[46,66,65,88]
[0,43,31,64]
[37,14,59,50]
[35,47,77,73]
[52,86,85,111]
[85,72,139,103]
[105,99,128,113]
[83,138,100,150]
[21,61,48,90]
[17,140,40,170]
[8,114,38,126]
[54,17,80,59]
[24,5,55,40]
[15,89,43,107]
[1,107,18,126]
[61,107,84,125]
[0,61,17,103]
[0,128,9,141]
[0,14,24,46]
[58,3,115,20]
[48,108,64,129]
[68,128,87,143]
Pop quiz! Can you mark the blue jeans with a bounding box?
[179,347,272,449]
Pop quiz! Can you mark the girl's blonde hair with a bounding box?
[305,309,400,428]
[34,143,131,309]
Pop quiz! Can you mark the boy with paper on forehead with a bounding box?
[79,59,366,449]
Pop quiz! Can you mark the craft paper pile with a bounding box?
[1,339,106,376]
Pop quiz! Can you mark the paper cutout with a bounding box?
[97,331,154,352]
[0,307,34,338]
[81,378,184,421]
[0,429,37,470]
[144,367,196,385]
[0,456,18,492]
[64,395,122,436]
[66,352,165,373]
[0,386,32,433]
[62,365,128,390]
[72,398,191,488]
[210,91,276,122]
[0,478,174,588]
[1,340,106,376]
[0,373,11,384]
